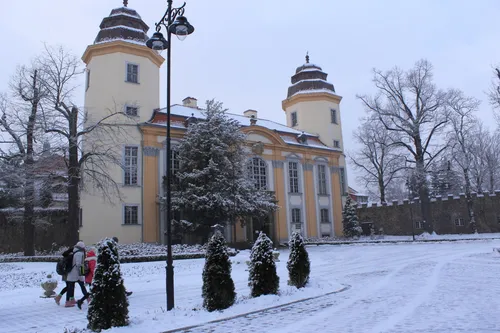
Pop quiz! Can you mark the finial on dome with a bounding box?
[123,0,128,7]
[305,51,309,64]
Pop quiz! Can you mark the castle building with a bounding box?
[79,3,348,245]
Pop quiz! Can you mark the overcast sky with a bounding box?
[1,0,500,191]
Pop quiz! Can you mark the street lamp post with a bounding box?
[146,0,195,311]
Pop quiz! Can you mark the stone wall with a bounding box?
[0,208,70,253]
[357,191,500,235]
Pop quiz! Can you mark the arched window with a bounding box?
[247,157,267,190]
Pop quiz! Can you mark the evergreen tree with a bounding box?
[87,238,129,332]
[342,196,362,238]
[172,100,278,230]
[202,231,236,311]
[287,232,310,288]
[248,232,279,297]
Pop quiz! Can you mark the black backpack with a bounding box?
[56,253,74,276]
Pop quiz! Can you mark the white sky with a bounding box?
[1,0,500,191]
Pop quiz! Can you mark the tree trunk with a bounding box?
[67,107,80,245]
[463,168,476,233]
[23,70,38,256]
[415,136,433,233]
[379,178,386,203]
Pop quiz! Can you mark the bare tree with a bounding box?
[489,68,500,115]
[37,45,126,245]
[447,90,481,232]
[468,123,490,194]
[484,131,500,192]
[349,116,405,203]
[357,59,454,233]
[0,65,45,255]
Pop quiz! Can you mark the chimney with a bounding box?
[243,109,258,118]
[182,97,198,108]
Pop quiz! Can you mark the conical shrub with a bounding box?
[248,232,279,297]
[287,232,310,288]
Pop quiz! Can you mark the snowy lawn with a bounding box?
[1,239,500,332]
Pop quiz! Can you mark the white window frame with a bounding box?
[247,157,268,190]
[454,218,465,226]
[124,105,139,117]
[86,70,90,91]
[331,109,337,124]
[317,164,328,195]
[292,208,301,223]
[333,140,341,148]
[339,167,346,195]
[123,146,139,186]
[288,161,300,193]
[123,204,140,225]
[126,62,139,84]
[320,208,329,223]
[291,112,298,127]
[171,149,180,185]
[415,221,423,229]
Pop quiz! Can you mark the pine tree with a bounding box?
[342,196,362,238]
[39,178,53,208]
[248,232,279,297]
[202,230,236,311]
[87,238,129,332]
[287,232,310,288]
[172,100,278,230]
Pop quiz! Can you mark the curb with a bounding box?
[303,237,500,247]
[161,284,351,333]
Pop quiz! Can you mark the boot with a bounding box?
[125,291,133,297]
[64,301,75,308]
[77,299,83,310]
[54,295,62,306]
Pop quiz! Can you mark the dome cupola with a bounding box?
[94,1,149,45]
[286,53,336,98]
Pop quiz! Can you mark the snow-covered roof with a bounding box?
[101,25,146,34]
[159,105,317,136]
[147,105,337,151]
[94,37,146,46]
[290,89,339,98]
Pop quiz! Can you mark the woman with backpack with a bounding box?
[76,248,97,309]
[65,241,88,307]
[54,246,74,305]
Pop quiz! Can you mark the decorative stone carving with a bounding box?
[143,146,159,156]
[272,160,284,169]
[40,274,58,298]
[252,142,264,155]
[303,163,313,171]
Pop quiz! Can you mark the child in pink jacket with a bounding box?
[77,248,97,309]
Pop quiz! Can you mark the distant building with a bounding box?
[348,186,368,205]
[79,3,349,245]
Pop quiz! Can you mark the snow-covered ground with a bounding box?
[1,239,500,332]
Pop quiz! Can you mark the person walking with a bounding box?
[112,237,133,297]
[76,248,97,309]
[54,247,73,305]
[65,241,88,307]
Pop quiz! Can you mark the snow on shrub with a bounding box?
[88,238,129,332]
[248,232,279,297]
[342,196,362,238]
[287,232,310,288]
[202,231,236,312]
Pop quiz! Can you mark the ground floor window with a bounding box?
[124,205,139,225]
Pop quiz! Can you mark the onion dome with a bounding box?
[286,53,336,98]
[94,1,149,45]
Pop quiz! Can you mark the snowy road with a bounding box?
[1,241,499,333]
[182,242,500,333]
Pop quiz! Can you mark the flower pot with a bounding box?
[272,251,280,262]
[41,274,58,298]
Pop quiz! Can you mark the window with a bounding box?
[333,140,341,148]
[126,63,139,83]
[289,162,299,193]
[86,70,90,91]
[247,157,267,190]
[331,109,337,124]
[318,165,327,195]
[320,209,329,223]
[415,221,423,229]
[124,205,139,225]
[292,208,301,223]
[339,167,346,195]
[125,106,138,116]
[455,218,465,226]
[124,146,138,185]
[291,112,298,127]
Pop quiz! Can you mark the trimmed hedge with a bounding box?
[0,251,238,264]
